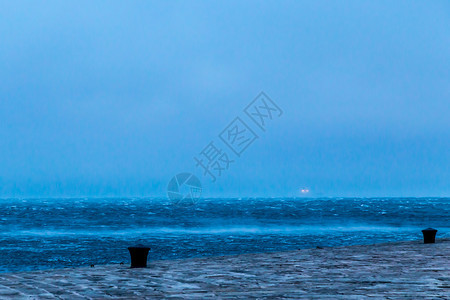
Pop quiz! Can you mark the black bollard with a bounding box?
[128,244,151,268]
[421,228,438,244]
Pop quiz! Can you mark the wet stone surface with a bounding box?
[0,239,448,299]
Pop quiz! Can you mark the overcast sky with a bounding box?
[0,1,449,198]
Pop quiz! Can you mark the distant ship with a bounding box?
[300,187,310,194]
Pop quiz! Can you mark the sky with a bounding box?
[0,1,449,198]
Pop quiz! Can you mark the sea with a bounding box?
[0,197,448,273]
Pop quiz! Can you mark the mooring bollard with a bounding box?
[128,244,151,268]
[422,228,438,244]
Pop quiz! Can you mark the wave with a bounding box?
[2,224,436,237]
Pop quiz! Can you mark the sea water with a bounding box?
[0,197,448,272]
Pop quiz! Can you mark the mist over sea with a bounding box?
[1,197,448,273]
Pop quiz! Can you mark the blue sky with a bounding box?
[0,1,449,197]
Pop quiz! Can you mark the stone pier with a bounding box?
[0,239,448,299]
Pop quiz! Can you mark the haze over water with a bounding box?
[1,1,449,198]
[0,1,449,279]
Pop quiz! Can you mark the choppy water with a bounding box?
[0,197,448,273]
